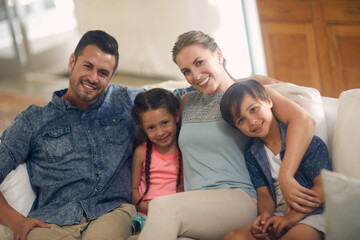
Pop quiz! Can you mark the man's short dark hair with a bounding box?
[74,30,119,74]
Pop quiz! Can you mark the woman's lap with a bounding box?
[138,188,257,240]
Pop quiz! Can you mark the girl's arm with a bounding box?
[265,86,320,213]
[131,145,149,215]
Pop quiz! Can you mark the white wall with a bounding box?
[74,0,254,80]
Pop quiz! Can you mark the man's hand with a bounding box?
[279,175,320,213]
[12,217,50,240]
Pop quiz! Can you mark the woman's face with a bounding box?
[175,44,227,95]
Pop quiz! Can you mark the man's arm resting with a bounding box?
[0,193,49,240]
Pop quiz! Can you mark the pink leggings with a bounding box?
[138,189,257,240]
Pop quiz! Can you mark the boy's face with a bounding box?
[232,93,274,139]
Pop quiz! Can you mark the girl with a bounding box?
[130,88,183,234]
[138,31,318,240]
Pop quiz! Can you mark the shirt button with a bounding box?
[98,171,102,175]
[112,119,116,123]
[87,130,91,134]
[53,132,58,136]
[94,154,97,158]
[94,188,98,192]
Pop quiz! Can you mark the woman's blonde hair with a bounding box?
[171,30,230,76]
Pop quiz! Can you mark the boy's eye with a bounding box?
[237,118,245,125]
[162,120,169,125]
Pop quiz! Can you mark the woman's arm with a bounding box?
[265,86,320,213]
[131,145,149,214]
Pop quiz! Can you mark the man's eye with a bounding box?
[99,71,109,77]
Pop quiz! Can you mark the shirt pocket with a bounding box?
[99,112,133,145]
[42,126,74,161]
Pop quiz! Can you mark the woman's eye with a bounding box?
[182,69,190,76]
[196,60,203,66]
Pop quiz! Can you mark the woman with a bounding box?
[138,31,319,240]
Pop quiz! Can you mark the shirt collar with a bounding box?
[51,88,105,111]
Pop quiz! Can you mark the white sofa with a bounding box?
[1,83,359,240]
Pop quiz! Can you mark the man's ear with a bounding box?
[68,53,76,72]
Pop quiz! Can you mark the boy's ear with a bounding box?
[268,98,273,108]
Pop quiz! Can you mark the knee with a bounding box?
[148,195,174,214]
[223,230,245,240]
[223,231,236,240]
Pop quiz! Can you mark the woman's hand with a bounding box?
[278,174,320,213]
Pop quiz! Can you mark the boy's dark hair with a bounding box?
[130,88,182,206]
[220,79,270,128]
[74,30,119,74]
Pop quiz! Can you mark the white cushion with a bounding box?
[321,170,360,240]
[0,163,36,216]
[269,83,328,146]
[332,89,360,179]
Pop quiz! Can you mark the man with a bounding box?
[0,30,189,240]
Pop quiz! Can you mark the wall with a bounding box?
[73,0,254,80]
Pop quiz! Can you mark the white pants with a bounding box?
[138,189,257,240]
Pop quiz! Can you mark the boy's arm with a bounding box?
[264,174,325,235]
[257,186,275,217]
[131,145,149,214]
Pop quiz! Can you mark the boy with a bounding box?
[220,80,332,240]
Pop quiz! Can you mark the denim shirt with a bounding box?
[0,84,192,226]
[244,122,332,216]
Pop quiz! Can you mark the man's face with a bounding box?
[65,44,116,109]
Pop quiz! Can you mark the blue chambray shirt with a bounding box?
[0,84,191,226]
[244,122,332,216]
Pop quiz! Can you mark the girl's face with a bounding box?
[140,108,180,153]
[175,44,227,95]
[233,93,274,139]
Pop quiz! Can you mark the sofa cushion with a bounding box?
[0,162,35,216]
[332,89,360,179]
[268,83,328,146]
[321,170,360,240]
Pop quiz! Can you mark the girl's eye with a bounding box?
[147,126,155,131]
[250,107,257,113]
[162,121,169,126]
